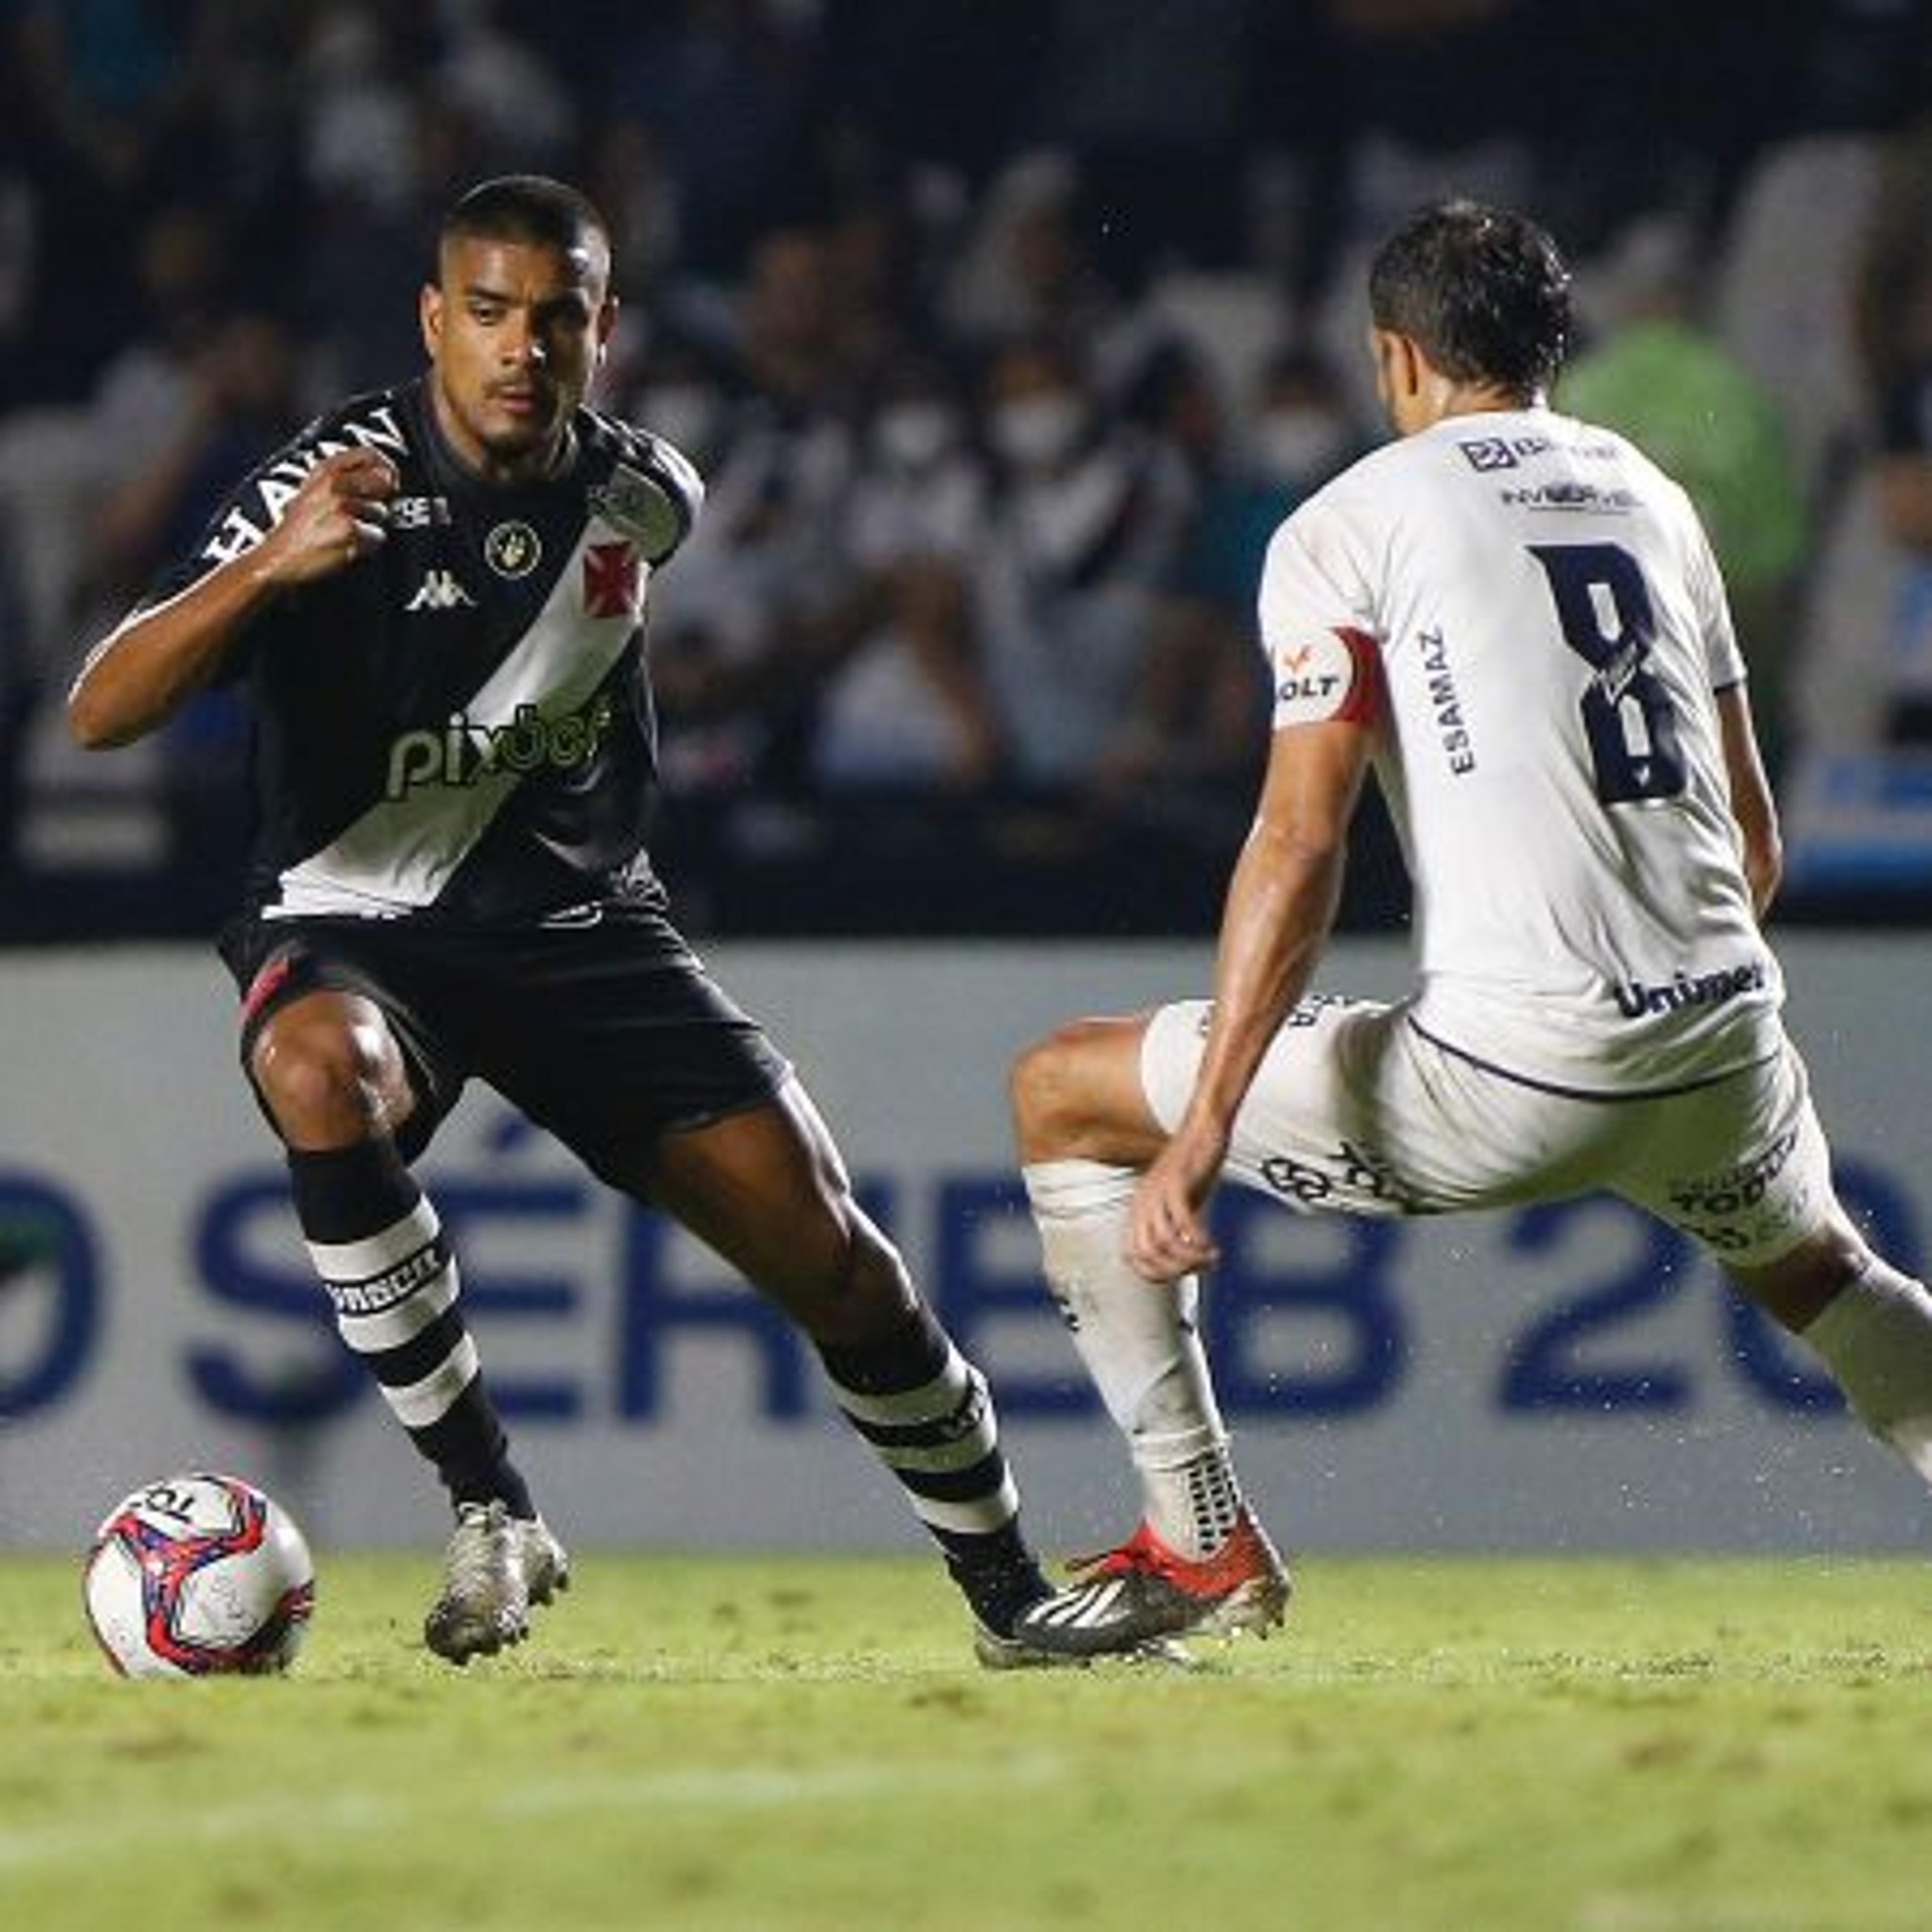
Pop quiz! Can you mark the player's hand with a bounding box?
[1126,1120,1229,1282]
[258,449,398,585]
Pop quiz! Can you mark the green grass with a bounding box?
[3,1553,1927,1932]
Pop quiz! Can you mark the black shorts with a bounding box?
[220,903,791,1171]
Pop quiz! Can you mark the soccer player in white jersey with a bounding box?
[1005,199,1932,1660]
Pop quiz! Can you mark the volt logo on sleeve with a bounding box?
[1270,626,1382,728]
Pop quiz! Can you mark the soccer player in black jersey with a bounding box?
[68,175,1055,1666]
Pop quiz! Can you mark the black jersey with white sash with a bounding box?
[146,378,702,926]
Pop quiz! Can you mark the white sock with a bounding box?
[1023,1158,1243,1557]
[1802,1259,1932,1483]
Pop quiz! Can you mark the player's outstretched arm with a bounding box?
[1126,716,1372,1282]
[67,448,397,750]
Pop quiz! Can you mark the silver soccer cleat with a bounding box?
[423,1499,570,1664]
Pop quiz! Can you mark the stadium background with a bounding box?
[1,0,1929,1557]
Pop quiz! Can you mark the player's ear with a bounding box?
[1385,331,1420,395]
[420,282,444,362]
[1369,328,1403,408]
[1372,329,1430,425]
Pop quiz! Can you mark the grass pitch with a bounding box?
[1,1551,1926,1932]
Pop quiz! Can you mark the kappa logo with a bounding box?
[405,569,476,612]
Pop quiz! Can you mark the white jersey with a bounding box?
[1257,406,1784,1095]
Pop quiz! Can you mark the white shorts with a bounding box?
[1140,994,1836,1268]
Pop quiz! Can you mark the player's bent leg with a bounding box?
[250,992,556,1663]
[638,1080,1056,1662]
[1732,1216,1932,1486]
[1010,1012,1291,1660]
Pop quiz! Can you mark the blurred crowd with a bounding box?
[2,0,1930,942]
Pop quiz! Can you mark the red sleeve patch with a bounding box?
[1269,625,1383,730]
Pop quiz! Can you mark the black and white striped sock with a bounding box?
[817,1304,1046,1635]
[287,1141,532,1518]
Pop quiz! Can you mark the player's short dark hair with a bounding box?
[1368,199,1572,400]
[438,175,611,276]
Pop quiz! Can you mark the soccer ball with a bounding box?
[82,1472,315,1678]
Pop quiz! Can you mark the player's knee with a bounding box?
[1009,1026,1086,1151]
[1012,1017,1152,1163]
[250,1009,396,1143]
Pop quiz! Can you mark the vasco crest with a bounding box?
[484,520,542,579]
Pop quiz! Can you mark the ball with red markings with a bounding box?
[82,1472,315,1678]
